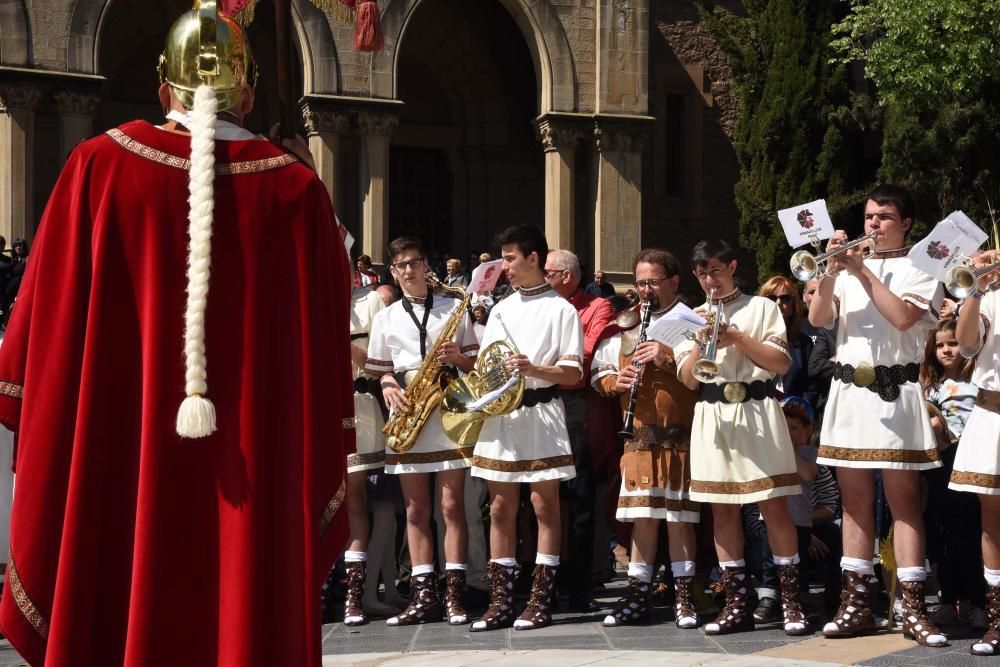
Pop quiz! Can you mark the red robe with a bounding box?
[0,120,353,666]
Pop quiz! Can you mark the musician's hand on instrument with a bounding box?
[436,341,464,366]
[635,341,669,368]
[838,246,865,276]
[382,385,410,412]
[616,365,640,393]
[505,353,534,376]
[715,323,741,349]
[826,230,848,252]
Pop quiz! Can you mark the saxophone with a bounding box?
[383,274,472,453]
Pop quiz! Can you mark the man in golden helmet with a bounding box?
[0,3,354,665]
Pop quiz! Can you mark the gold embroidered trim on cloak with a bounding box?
[951,470,1000,489]
[817,445,940,464]
[472,454,574,473]
[347,451,386,469]
[342,418,356,430]
[617,496,700,513]
[320,479,347,537]
[106,129,297,174]
[0,381,23,399]
[385,446,474,465]
[689,473,800,495]
[7,549,49,639]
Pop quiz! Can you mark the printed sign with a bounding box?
[777,199,835,248]
[909,211,988,281]
[468,259,504,295]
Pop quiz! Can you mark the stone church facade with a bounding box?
[0,0,741,282]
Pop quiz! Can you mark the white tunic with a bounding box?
[471,284,583,483]
[348,287,387,473]
[950,290,1000,494]
[817,252,944,470]
[673,290,800,504]
[366,294,480,474]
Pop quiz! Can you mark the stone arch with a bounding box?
[372,0,577,113]
[67,0,327,86]
[0,0,31,66]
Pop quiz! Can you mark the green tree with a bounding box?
[832,0,1000,236]
[699,0,871,283]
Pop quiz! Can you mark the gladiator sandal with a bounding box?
[602,577,651,627]
[777,563,808,636]
[470,562,517,632]
[972,584,1000,656]
[385,572,442,626]
[444,569,468,626]
[899,580,947,647]
[674,576,699,629]
[822,570,876,638]
[704,567,754,635]
[513,564,558,630]
[343,561,368,626]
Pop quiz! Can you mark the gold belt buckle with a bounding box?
[723,382,747,403]
[853,363,876,388]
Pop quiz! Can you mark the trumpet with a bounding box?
[789,233,878,281]
[692,290,723,383]
[945,257,1000,298]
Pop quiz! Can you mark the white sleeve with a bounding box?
[365,309,395,375]
[591,336,620,388]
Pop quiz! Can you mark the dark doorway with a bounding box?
[389,148,452,254]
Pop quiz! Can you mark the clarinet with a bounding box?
[618,299,653,439]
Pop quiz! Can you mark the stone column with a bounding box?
[301,102,352,213]
[592,117,650,284]
[356,111,398,265]
[535,116,584,251]
[0,84,42,243]
[54,92,100,164]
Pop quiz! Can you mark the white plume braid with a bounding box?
[176,84,218,438]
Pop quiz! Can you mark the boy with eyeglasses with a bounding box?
[366,236,480,627]
[591,248,700,628]
[674,238,806,636]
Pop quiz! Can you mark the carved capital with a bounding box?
[593,122,649,154]
[535,118,584,153]
[301,103,353,136]
[54,92,100,116]
[0,85,42,113]
[355,111,399,138]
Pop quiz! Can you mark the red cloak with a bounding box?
[0,120,353,666]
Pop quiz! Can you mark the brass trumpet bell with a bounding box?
[789,233,878,281]
[440,340,524,445]
[945,259,1000,299]
[158,0,256,112]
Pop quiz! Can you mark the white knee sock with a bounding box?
[345,550,367,563]
[671,560,696,578]
[536,553,560,567]
[985,567,1000,587]
[445,562,467,571]
[628,562,654,583]
[897,566,926,583]
[411,563,435,577]
[840,557,874,577]
[774,553,800,566]
[491,557,517,568]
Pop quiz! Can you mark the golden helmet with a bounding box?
[157,0,257,112]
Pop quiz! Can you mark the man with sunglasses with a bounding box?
[366,236,480,627]
[544,249,614,612]
[591,248,701,628]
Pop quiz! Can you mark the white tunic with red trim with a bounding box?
[817,251,943,470]
[673,290,800,504]
[950,290,1000,493]
[471,284,583,483]
[366,293,480,474]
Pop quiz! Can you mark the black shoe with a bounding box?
[754,595,782,624]
[568,592,601,614]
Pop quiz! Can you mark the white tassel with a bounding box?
[177,84,218,438]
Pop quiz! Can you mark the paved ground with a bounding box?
[0,575,990,666]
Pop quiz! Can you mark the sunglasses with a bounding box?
[766,294,795,305]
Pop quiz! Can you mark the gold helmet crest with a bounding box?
[157,0,257,112]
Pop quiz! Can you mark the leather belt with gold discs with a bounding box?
[698,379,776,405]
[977,388,1000,415]
[833,361,918,402]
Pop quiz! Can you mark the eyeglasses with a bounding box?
[634,278,669,289]
[766,294,795,305]
[544,269,568,279]
[390,258,426,272]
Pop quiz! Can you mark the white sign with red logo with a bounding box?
[468,259,504,295]
[909,211,987,281]
[777,199,835,248]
